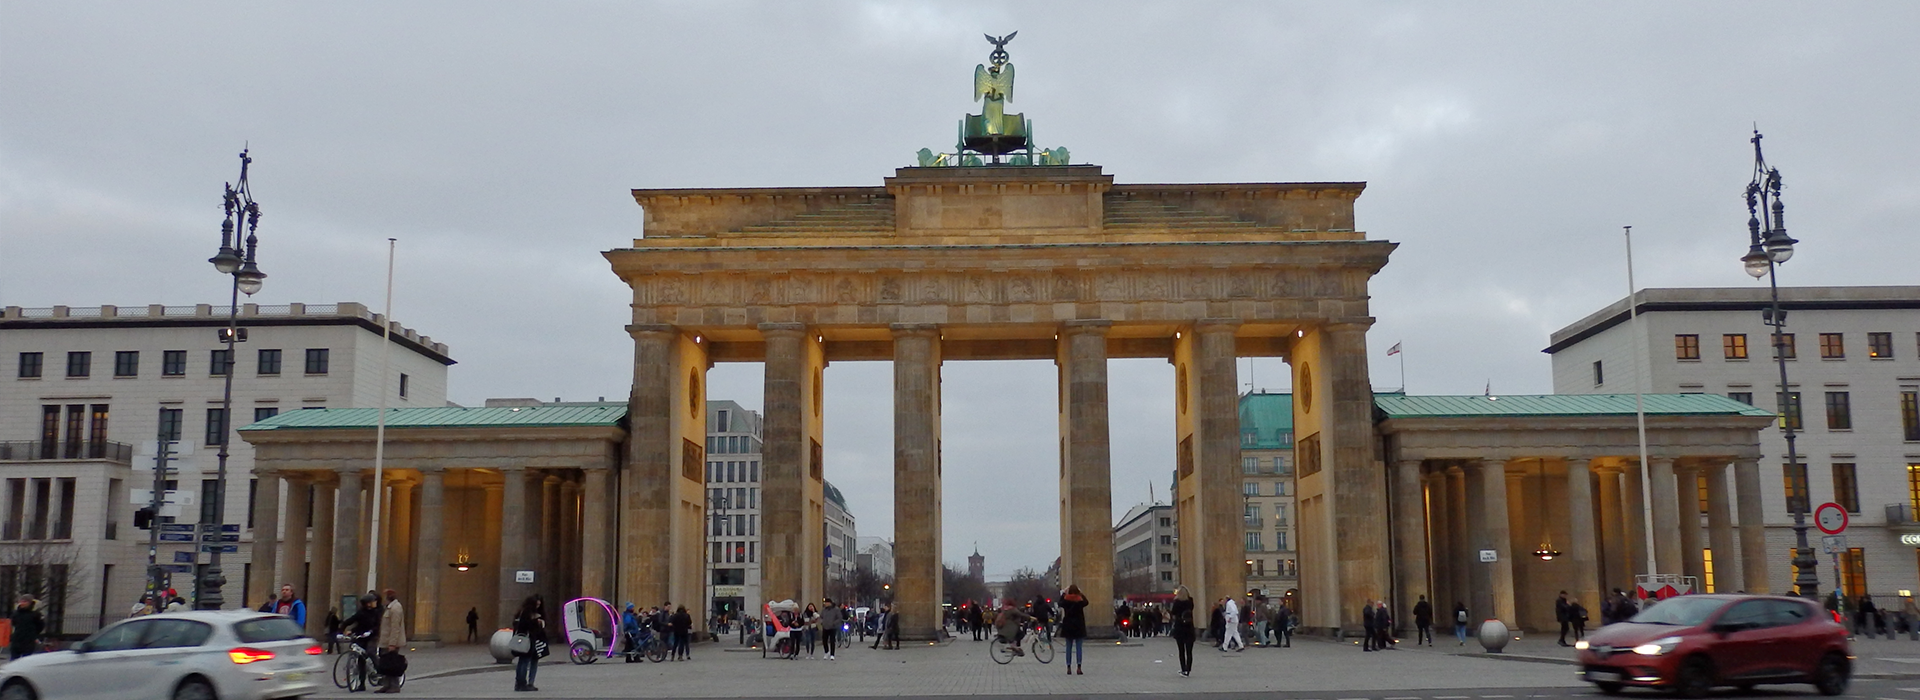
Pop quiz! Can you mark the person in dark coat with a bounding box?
[1452,602,1469,645]
[1360,600,1378,651]
[1375,602,1395,650]
[466,607,480,643]
[1569,598,1589,642]
[1058,585,1090,675]
[511,595,547,692]
[1208,600,1225,647]
[1169,586,1196,677]
[1412,594,1433,646]
[1555,590,1572,646]
[9,596,44,660]
[669,605,693,660]
[325,607,343,653]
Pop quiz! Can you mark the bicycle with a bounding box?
[988,623,1054,665]
[332,634,407,693]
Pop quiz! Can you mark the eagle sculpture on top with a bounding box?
[973,32,1017,135]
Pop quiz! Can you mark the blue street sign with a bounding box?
[220,524,240,533]
[159,524,196,533]
[198,533,239,543]
[161,564,195,573]
[199,544,238,553]
[173,551,194,563]
[159,533,194,542]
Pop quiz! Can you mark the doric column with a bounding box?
[279,475,310,601]
[1446,466,1469,614]
[1392,458,1428,634]
[559,478,580,600]
[1675,465,1705,584]
[1424,471,1452,619]
[580,468,612,601]
[1732,458,1771,593]
[1621,461,1649,582]
[308,479,336,638]
[412,469,445,643]
[386,478,415,598]
[1595,466,1625,592]
[541,475,561,605]
[1057,320,1116,638]
[247,471,283,610]
[1564,458,1600,608]
[622,324,677,607]
[498,467,532,628]
[1194,322,1244,619]
[1466,459,1516,625]
[1703,462,1741,593]
[761,322,811,607]
[331,469,362,611]
[1647,457,1682,578]
[1324,323,1385,631]
[891,324,943,640]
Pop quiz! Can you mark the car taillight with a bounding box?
[229,647,276,664]
[305,644,324,655]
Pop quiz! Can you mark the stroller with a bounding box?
[762,600,800,660]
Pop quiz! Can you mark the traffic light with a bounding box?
[134,507,155,530]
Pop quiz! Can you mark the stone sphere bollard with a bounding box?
[1477,619,1511,653]
[489,628,517,663]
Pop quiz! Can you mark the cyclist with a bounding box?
[993,601,1033,656]
[340,593,383,682]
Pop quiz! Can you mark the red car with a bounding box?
[1575,594,1851,697]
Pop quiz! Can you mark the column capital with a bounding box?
[758,322,808,336]
[626,323,676,339]
[889,323,940,337]
[1191,319,1240,333]
[1060,319,1112,334]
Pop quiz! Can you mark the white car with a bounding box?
[0,610,324,700]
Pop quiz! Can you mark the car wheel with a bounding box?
[1594,682,1623,695]
[0,681,37,700]
[1812,652,1850,696]
[172,678,217,700]
[1674,657,1715,699]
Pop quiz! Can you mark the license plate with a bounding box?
[283,671,307,683]
[1586,670,1621,683]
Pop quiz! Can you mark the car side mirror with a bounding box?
[70,641,88,653]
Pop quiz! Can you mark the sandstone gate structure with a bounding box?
[604,165,1396,637]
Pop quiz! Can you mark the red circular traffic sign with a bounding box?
[1814,502,1849,535]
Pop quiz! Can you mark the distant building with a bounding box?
[1238,392,1299,598]
[855,536,893,581]
[704,400,763,617]
[824,481,858,589]
[1111,502,1177,598]
[967,547,984,582]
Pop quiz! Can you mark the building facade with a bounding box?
[824,481,858,592]
[1548,286,1920,601]
[855,536,892,581]
[1239,392,1299,600]
[704,400,763,617]
[1111,502,1177,598]
[1,302,451,633]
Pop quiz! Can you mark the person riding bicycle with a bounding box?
[341,593,383,660]
[994,602,1034,656]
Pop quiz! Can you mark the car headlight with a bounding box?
[1631,636,1682,656]
[1574,640,1588,650]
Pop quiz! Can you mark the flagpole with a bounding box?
[1625,225,1657,579]
[1398,346,1406,392]
[366,238,396,592]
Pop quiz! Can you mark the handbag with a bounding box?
[533,638,550,659]
[509,632,531,654]
[375,651,409,676]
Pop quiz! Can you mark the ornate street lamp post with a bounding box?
[200,149,266,609]
[1741,131,1815,601]
[707,492,730,635]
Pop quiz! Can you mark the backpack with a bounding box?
[1456,609,1468,623]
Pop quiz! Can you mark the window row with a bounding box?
[705,486,758,510]
[1,477,77,541]
[1241,480,1292,498]
[1240,454,1295,475]
[16,349,331,379]
[1783,461,1920,515]
[706,434,760,455]
[1242,529,1290,552]
[1241,503,1290,528]
[705,460,761,484]
[1675,332,1912,362]
[1739,389,1920,436]
[708,512,757,538]
[1247,558,1298,578]
[711,540,757,565]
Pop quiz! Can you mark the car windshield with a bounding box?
[1629,597,1727,626]
[234,617,308,643]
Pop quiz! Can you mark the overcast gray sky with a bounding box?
[4,2,1915,579]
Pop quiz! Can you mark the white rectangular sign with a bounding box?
[1821,535,1847,554]
[514,570,535,584]
[1479,549,1498,563]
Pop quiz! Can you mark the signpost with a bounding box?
[1815,502,1849,613]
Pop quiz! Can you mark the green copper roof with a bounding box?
[1373,393,1774,419]
[824,480,848,510]
[1237,392,1293,449]
[240,403,628,431]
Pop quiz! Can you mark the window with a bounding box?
[113,351,138,377]
[1908,465,1920,516]
[304,348,330,374]
[1159,535,1172,546]
[1728,392,1753,406]
[1870,332,1894,359]
[1243,503,1261,527]
[1839,548,1866,600]
[1275,504,1289,526]
[398,373,410,398]
[1776,391,1802,431]
[1819,333,1845,359]
[1244,531,1262,551]
[1783,462,1810,514]
[1159,552,1173,564]
[1773,333,1796,359]
[257,349,281,375]
[1825,392,1852,430]
[1832,463,1859,513]
[253,407,278,423]
[1159,571,1173,582]
[151,407,183,443]
[1903,390,1920,441]
[1675,334,1700,360]
[1592,360,1604,386]
[1723,334,1748,360]
[1275,530,1289,551]
[1697,473,1710,514]
[205,408,228,446]
[1158,517,1171,527]
[209,349,230,376]
[65,352,90,378]
[1243,481,1259,497]
[1242,456,1259,474]
[162,350,186,376]
[17,352,42,379]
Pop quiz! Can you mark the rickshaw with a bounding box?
[761,599,800,660]
[563,597,622,664]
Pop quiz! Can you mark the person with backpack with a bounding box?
[1169,586,1196,677]
[1452,601,1470,645]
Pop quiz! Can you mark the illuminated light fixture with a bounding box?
[1532,460,1560,561]
[449,548,479,572]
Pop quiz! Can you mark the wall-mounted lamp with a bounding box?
[449,548,478,572]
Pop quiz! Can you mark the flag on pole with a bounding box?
[1484,380,1492,396]
[1386,342,1402,356]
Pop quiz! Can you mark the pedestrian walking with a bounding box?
[1452,602,1469,645]
[9,596,43,660]
[511,595,548,692]
[820,598,842,659]
[800,603,819,658]
[1376,602,1395,650]
[1361,600,1378,651]
[870,603,888,649]
[325,607,344,653]
[1169,586,1196,677]
[1275,601,1293,647]
[1221,596,1244,651]
[669,605,693,660]
[1412,594,1433,646]
[1569,598,1588,642]
[376,589,407,693]
[467,607,480,643]
[1555,590,1572,646]
[1059,584,1089,675]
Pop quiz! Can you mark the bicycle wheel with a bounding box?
[1030,636,1054,664]
[332,653,355,689]
[647,638,668,663]
[989,640,1014,665]
[569,639,598,665]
